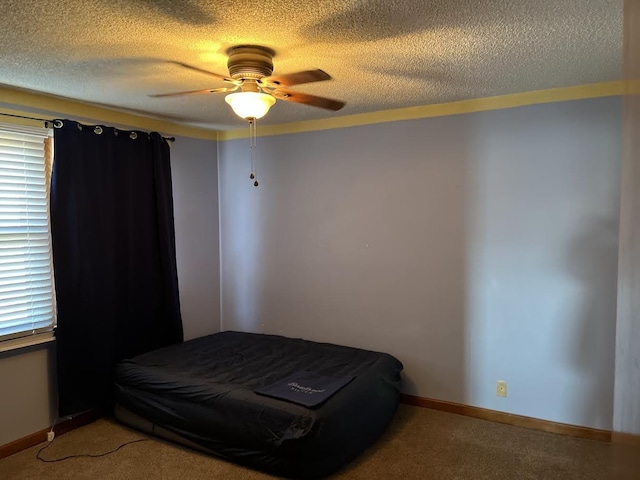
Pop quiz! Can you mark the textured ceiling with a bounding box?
[0,0,623,130]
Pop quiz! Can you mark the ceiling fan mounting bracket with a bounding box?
[226,45,275,80]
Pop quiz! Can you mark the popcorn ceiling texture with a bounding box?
[0,0,623,130]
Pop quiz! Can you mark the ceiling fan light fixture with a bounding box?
[225,92,275,120]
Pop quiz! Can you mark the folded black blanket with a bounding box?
[255,371,355,408]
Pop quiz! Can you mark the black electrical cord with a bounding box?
[36,437,149,463]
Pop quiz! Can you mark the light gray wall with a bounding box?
[0,135,219,446]
[219,97,621,430]
[0,345,56,446]
[171,136,221,340]
[614,0,640,436]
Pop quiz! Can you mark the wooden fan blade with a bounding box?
[273,88,345,111]
[260,69,331,87]
[167,61,242,85]
[149,86,238,98]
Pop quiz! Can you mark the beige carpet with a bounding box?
[1,405,639,479]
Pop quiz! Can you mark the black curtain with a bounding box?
[51,121,183,417]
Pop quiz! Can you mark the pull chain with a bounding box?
[249,119,258,187]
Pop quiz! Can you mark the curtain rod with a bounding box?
[0,112,176,142]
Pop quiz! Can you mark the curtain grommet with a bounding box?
[130,132,137,140]
[53,120,63,129]
[94,126,103,135]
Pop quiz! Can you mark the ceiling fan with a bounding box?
[150,45,346,120]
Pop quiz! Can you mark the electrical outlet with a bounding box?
[497,380,508,397]
[47,431,55,442]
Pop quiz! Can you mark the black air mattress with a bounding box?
[114,331,403,478]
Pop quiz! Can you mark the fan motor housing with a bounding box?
[227,45,275,80]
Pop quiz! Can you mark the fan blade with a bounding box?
[260,69,331,87]
[167,61,241,85]
[273,88,345,111]
[149,86,238,98]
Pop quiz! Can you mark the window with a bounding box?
[0,122,55,347]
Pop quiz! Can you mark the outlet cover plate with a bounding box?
[497,380,508,397]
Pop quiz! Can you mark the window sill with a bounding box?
[0,332,55,354]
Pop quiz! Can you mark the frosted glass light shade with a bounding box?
[225,92,276,120]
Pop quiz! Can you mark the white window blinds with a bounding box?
[0,122,55,341]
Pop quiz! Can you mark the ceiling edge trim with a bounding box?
[218,80,630,141]
[0,86,218,141]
